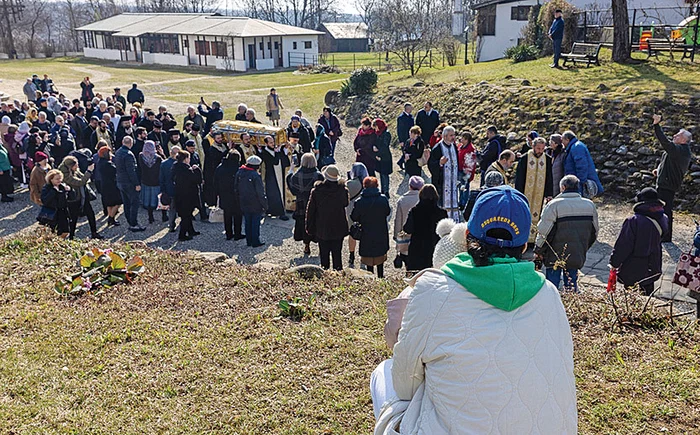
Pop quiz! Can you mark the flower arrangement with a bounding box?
[54,248,145,296]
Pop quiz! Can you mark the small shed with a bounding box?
[319,22,369,52]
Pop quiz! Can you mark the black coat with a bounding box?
[350,187,391,258]
[173,162,202,217]
[403,200,448,270]
[127,87,145,104]
[214,156,241,212]
[353,130,377,174]
[139,155,162,187]
[403,136,425,177]
[375,130,393,175]
[480,135,506,172]
[306,179,348,241]
[234,166,267,215]
[41,183,70,234]
[415,109,440,143]
[287,124,312,154]
[287,167,323,218]
[96,158,122,207]
[203,144,227,206]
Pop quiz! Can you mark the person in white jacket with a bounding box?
[371,185,577,435]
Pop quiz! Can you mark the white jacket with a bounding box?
[378,269,577,434]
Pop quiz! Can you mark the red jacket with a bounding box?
[458,142,477,182]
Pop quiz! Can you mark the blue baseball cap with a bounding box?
[467,186,531,248]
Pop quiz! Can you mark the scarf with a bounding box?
[141,140,157,168]
[314,124,325,150]
[523,150,548,243]
[357,126,374,137]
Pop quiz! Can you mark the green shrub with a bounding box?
[340,66,378,97]
[504,44,539,63]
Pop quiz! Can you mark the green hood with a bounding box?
[441,252,545,311]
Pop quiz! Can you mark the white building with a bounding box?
[469,0,693,62]
[76,13,323,71]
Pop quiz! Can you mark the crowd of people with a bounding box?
[0,71,697,433]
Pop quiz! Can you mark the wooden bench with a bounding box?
[561,43,602,67]
[646,38,698,61]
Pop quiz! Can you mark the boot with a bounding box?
[162,210,169,222]
[377,264,384,279]
[148,209,155,224]
[349,252,355,265]
[304,242,311,255]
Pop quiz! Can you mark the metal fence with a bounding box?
[288,50,457,72]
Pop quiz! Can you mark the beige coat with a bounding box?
[29,165,49,205]
[266,93,283,111]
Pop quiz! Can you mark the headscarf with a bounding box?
[314,124,325,150]
[141,140,157,168]
[374,118,388,135]
[1,116,10,125]
[15,121,30,142]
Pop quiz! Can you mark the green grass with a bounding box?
[1,232,700,433]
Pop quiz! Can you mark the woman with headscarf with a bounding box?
[139,140,164,224]
[25,108,39,125]
[314,124,334,169]
[58,155,102,239]
[373,118,392,197]
[40,169,71,236]
[351,176,391,278]
[97,146,123,226]
[13,122,31,186]
[288,152,323,254]
[47,96,62,116]
[346,162,368,265]
[318,107,342,156]
[0,115,11,139]
[353,117,377,177]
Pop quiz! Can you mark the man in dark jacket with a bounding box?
[396,103,414,170]
[234,155,267,247]
[127,83,145,105]
[113,136,144,232]
[548,9,565,68]
[479,125,506,186]
[183,105,205,132]
[286,116,312,153]
[215,149,245,241]
[306,165,350,270]
[198,100,224,137]
[535,175,599,292]
[82,116,98,151]
[652,114,693,242]
[610,187,669,295]
[138,111,156,132]
[113,87,127,108]
[415,101,439,144]
[160,146,180,232]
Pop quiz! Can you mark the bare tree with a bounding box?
[20,0,47,57]
[237,0,336,29]
[372,0,452,75]
[611,0,630,62]
[355,0,377,39]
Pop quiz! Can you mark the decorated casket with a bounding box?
[211,120,296,213]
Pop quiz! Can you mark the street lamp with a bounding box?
[464,26,470,64]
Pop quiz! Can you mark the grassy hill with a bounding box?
[1,231,699,433]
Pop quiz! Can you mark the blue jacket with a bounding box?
[198,105,224,135]
[159,157,177,197]
[397,112,414,144]
[549,17,564,40]
[234,166,267,215]
[113,146,139,187]
[564,138,603,195]
[694,225,700,256]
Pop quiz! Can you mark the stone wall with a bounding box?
[334,80,700,211]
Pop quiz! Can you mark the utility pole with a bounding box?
[0,0,25,57]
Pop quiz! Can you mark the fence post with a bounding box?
[442,51,445,67]
[353,53,356,70]
[429,50,432,68]
[630,8,637,50]
[583,12,587,43]
[333,54,335,67]
[692,4,699,62]
[303,52,306,65]
[288,51,290,67]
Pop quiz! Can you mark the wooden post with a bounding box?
[629,8,637,50]
[353,53,356,69]
[692,5,699,62]
[583,11,587,43]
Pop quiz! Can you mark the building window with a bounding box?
[477,5,496,36]
[274,41,279,49]
[304,41,312,49]
[141,34,180,54]
[511,6,531,21]
[293,41,297,49]
[194,40,210,56]
[259,41,264,51]
[183,39,189,48]
[267,41,271,50]
[211,41,227,57]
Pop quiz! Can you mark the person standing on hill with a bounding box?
[266,88,283,127]
[415,102,440,144]
[562,131,603,199]
[652,114,693,243]
[318,107,342,156]
[548,9,565,68]
[127,83,145,105]
[80,77,94,104]
[354,117,378,177]
[396,103,414,170]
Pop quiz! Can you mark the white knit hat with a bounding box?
[246,155,262,166]
[432,219,470,268]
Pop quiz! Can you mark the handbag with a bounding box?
[265,111,272,117]
[85,185,97,202]
[36,206,57,225]
[349,222,363,240]
[66,187,79,203]
[160,192,171,206]
[319,155,335,168]
[209,200,225,223]
[157,193,170,211]
[672,250,700,292]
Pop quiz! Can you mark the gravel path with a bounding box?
[1,135,697,287]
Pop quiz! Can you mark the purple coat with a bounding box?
[610,202,668,288]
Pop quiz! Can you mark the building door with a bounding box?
[248,44,256,69]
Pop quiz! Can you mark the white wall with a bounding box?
[142,52,189,66]
[215,58,247,71]
[256,58,275,70]
[84,47,123,61]
[282,35,319,67]
[477,0,535,62]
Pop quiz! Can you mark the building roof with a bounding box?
[321,22,368,40]
[471,0,528,9]
[76,13,324,38]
